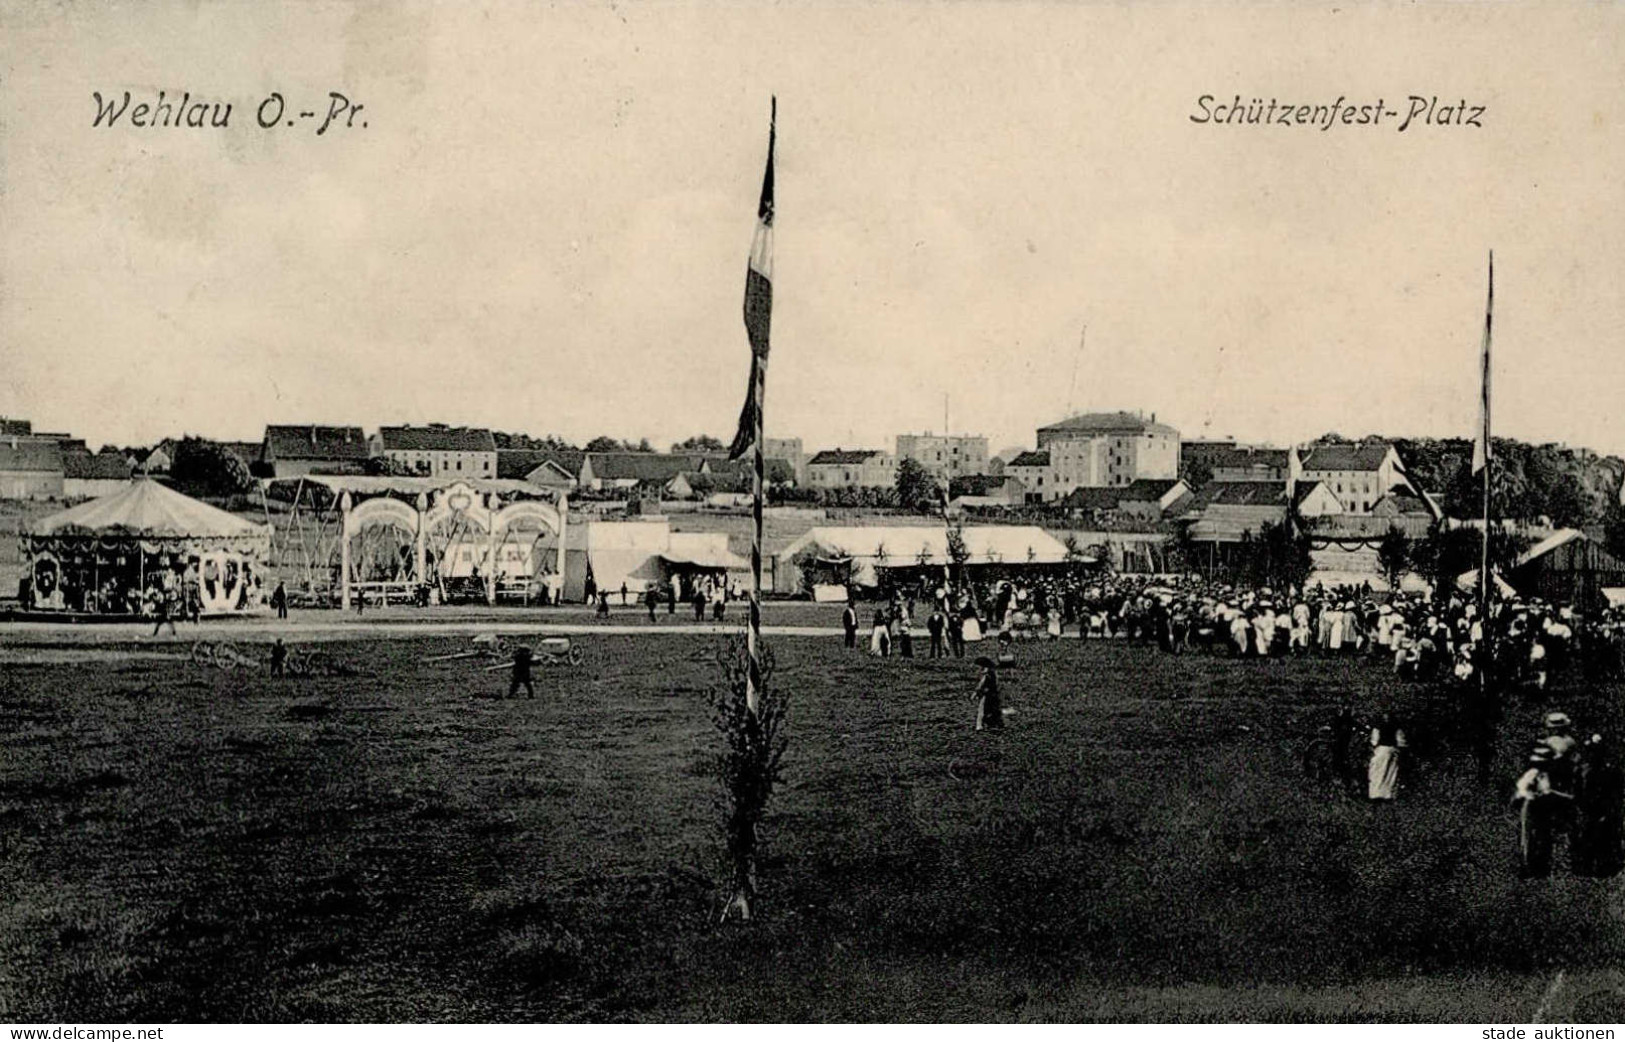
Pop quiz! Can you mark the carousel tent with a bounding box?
[29,479,270,540]
[23,480,272,614]
[773,525,1073,592]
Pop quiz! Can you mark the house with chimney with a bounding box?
[260,425,372,478]
[373,425,499,479]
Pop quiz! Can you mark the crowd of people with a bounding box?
[832,566,1625,878]
[843,570,1625,687]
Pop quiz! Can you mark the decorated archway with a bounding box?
[310,478,566,609]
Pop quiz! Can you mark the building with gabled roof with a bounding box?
[806,449,896,490]
[61,451,133,499]
[1292,441,1409,515]
[579,452,713,490]
[0,437,64,500]
[1183,479,1341,543]
[261,425,372,478]
[496,449,580,490]
[373,425,498,479]
[1182,441,1290,483]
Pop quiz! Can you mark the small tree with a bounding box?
[1377,526,1410,591]
[710,635,789,921]
[895,458,942,513]
[945,521,971,585]
[791,548,821,596]
[168,437,253,498]
[1181,458,1214,490]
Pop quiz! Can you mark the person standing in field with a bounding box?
[152,578,179,637]
[1574,733,1625,877]
[509,644,535,699]
[271,580,288,620]
[1367,712,1407,801]
[928,605,946,658]
[645,585,660,622]
[973,656,1003,732]
[842,600,858,649]
[869,610,890,657]
[1512,746,1564,878]
[1329,704,1357,787]
[269,638,287,676]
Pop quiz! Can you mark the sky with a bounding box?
[2,1,1623,458]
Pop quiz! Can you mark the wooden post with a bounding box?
[340,491,353,611]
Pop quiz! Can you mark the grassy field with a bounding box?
[2,632,1624,1022]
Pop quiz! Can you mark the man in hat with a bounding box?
[842,599,859,649]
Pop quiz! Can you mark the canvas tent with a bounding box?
[561,520,748,602]
[21,479,272,615]
[773,525,1076,593]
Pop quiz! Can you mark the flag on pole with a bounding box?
[728,100,776,461]
[1472,252,1494,474]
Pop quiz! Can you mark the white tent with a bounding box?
[562,521,748,601]
[23,480,272,614]
[775,525,1073,590]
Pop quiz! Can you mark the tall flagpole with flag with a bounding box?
[728,98,775,715]
[1473,251,1494,613]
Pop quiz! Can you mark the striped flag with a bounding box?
[727,99,776,461]
[1472,251,1493,474]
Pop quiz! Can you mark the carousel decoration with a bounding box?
[258,476,567,609]
[20,479,272,617]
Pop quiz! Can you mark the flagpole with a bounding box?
[748,339,765,716]
[745,96,776,717]
[1479,250,1493,617]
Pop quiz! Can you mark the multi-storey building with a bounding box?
[1292,441,1409,516]
[894,432,988,485]
[762,437,808,484]
[1019,410,1179,498]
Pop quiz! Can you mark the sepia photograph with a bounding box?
[3,0,1625,1027]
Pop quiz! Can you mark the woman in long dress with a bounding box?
[869,610,891,657]
[961,604,983,645]
[1368,713,1406,800]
